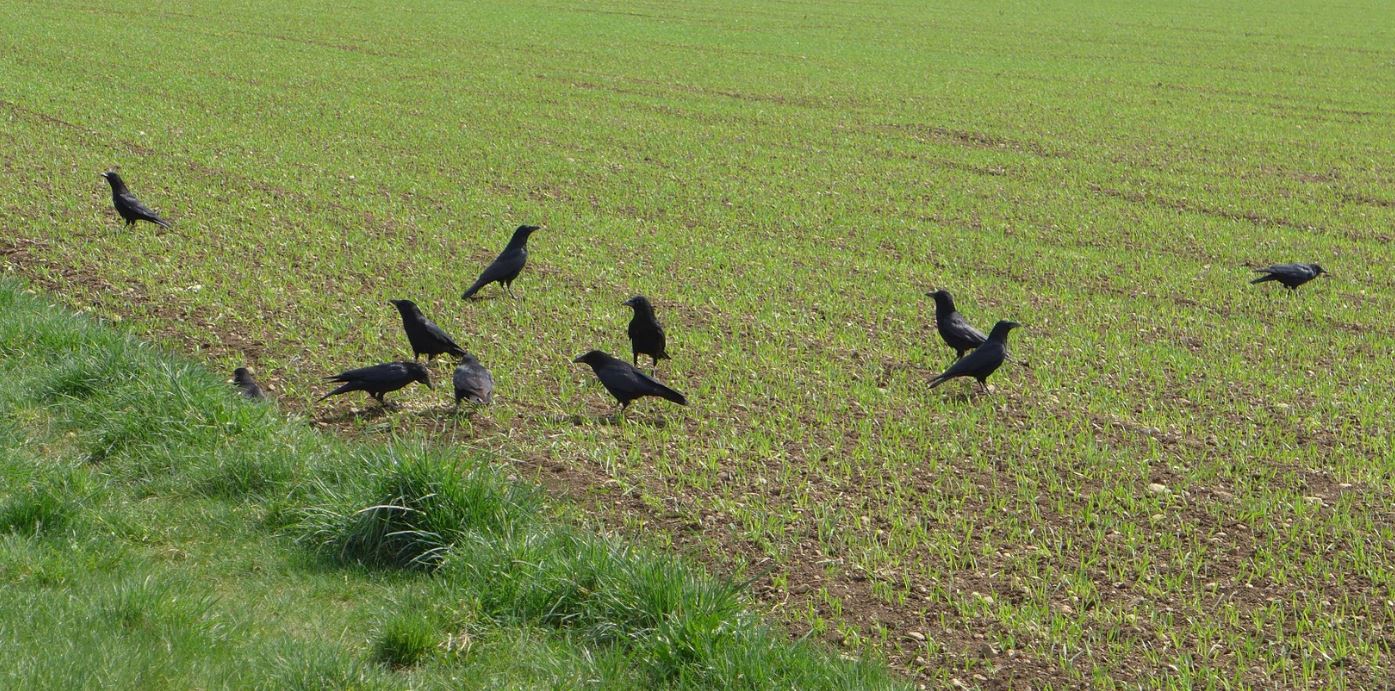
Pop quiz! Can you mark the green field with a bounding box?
[3,0,1394,686]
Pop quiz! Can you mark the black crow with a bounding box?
[573,350,686,412]
[460,224,540,299]
[1251,263,1328,292]
[622,295,669,368]
[928,320,1021,393]
[390,299,466,362]
[232,367,265,400]
[927,289,987,361]
[319,361,432,404]
[452,353,495,406]
[100,171,170,228]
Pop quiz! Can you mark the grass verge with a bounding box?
[0,278,898,689]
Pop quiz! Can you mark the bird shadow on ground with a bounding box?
[935,389,986,404]
[316,403,398,425]
[552,412,670,429]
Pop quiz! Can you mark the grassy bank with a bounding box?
[0,280,896,688]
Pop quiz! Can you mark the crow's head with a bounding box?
[404,361,433,389]
[389,299,421,316]
[926,289,956,312]
[100,171,124,189]
[1311,264,1328,277]
[988,320,1022,341]
[622,295,653,312]
[572,350,612,367]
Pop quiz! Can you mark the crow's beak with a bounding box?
[572,355,585,363]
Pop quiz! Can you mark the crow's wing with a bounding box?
[454,363,494,403]
[462,248,526,297]
[422,317,465,355]
[606,362,686,404]
[117,191,169,227]
[929,341,1002,387]
[942,312,987,346]
[327,363,402,383]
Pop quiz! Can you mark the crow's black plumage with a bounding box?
[319,361,432,404]
[622,295,669,368]
[927,289,987,361]
[928,320,1021,393]
[452,354,495,406]
[232,367,265,400]
[1251,263,1328,291]
[573,350,686,412]
[461,225,540,299]
[100,171,169,228]
[390,299,466,362]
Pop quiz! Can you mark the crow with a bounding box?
[390,299,466,362]
[461,224,541,299]
[623,295,669,368]
[927,289,987,361]
[1251,263,1328,292]
[319,361,432,404]
[573,350,686,413]
[232,367,265,400]
[928,320,1021,393]
[100,171,170,228]
[452,353,495,406]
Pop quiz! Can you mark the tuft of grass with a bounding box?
[301,449,537,570]
[0,484,75,537]
[374,612,438,667]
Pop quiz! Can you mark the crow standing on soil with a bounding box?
[390,299,466,362]
[928,320,1021,393]
[623,295,669,368]
[460,224,541,299]
[319,362,432,405]
[452,353,495,407]
[1251,263,1328,292]
[927,289,987,361]
[232,367,265,400]
[573,350,687,413]
[100,171,170,228]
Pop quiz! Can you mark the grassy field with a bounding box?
[0,280,893,688]
[3,0,1394,686]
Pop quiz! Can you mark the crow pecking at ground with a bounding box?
[232,367,266,400]
[927,289,987,361]
[452,353,495,407]
[1251,263,1328,292]
[623,295,669,368]
[460,224,541,299]
[390,299,466,362]
[100,171,170,228]
[928,320,1021,393]
[573,350,686,414]
[319,361,432,405]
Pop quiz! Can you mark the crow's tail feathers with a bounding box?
[153,216,171,228]
[928,374,949,389]
[1250,273,1274,284]
[654,383,687,406]
[319,383,354,401]
[460,277,488,300]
